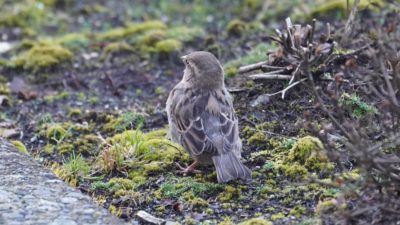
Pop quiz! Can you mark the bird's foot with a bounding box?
[175,161,201,176]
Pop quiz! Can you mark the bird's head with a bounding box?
[181,51,224,89]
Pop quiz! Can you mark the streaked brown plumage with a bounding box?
[166,51,251,183]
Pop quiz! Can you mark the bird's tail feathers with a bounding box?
[212,152,252,183]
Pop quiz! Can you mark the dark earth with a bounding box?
[0,0,398,224]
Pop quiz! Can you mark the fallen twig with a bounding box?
[249,74,292,80]
[267,78,307,99]
[238,61,268,73]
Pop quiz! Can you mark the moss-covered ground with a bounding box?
[0,0,385,224]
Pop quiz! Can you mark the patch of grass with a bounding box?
[52,153,90,187]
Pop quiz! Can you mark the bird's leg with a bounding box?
[175,161,201,175]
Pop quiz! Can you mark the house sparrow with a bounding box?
[166,51,252,183]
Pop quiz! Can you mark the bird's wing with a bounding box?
[168,86,239,156]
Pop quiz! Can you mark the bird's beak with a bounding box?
[181,55,187,61]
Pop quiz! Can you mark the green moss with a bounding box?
[226,19,247,37]
[238,218,273,225]
[0,75,8,83]
[11,41,73,71]
[74,134,100,155]
[102,112,144,133]
[142,161,164,174]
[44,123,70,141]
[165,26,205,42]
[242,126,256,139]
[154,86,166,95]
[98,20,167,41]
[44,144,54,155]
[188,196,209,208]
[0,83,10,95]
[289,206,306,217]
[271,212,285,221]
[185,217,197,225]
[67,108,82,117]
[96,128,188,174]
[247,131,267,146]
[57,33,89,51]
[0,2,45,30]
[287,136,333,173]
[218,185,240,202]
[256,121,280,131]
[218,218,234,225]
[58,142,75,154]
[89,96,99,104]
[10,140,29,155]
[315,199,337,216]
[100,42,135,60]
[309,0,383,19]
[91,177,140,193]
[154,39,182,53]
[44,91,71,103]
[140,30,166,46]
[157,177,223,199]
[225,67,238,78]
[282,164,308,180]
[128,171,147,184]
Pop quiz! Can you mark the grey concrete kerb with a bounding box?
[0,138,129,225]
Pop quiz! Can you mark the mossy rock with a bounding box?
[11,41,73,71]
